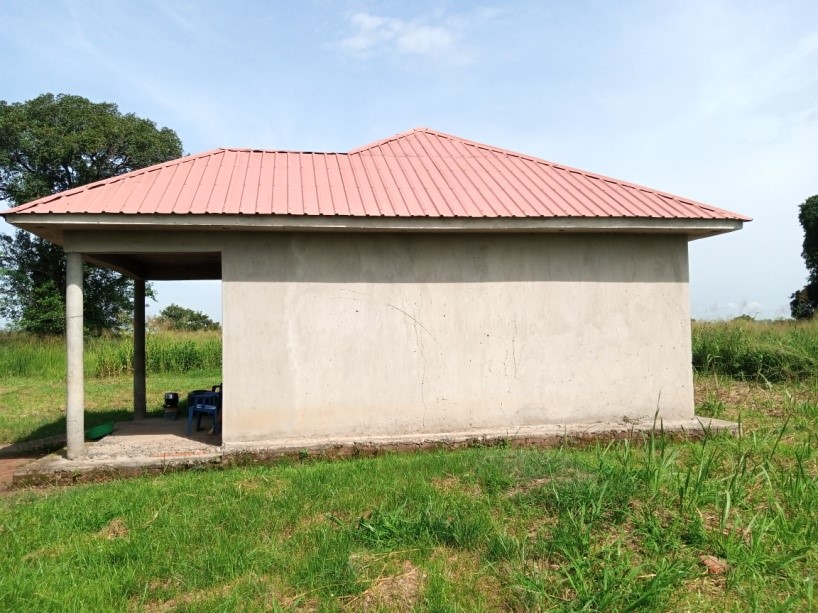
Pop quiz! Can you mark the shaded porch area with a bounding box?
[62,242,223,459]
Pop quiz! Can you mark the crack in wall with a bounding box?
[386,303,435,339]
[387,302,431,428]
[511,318,519,380]
[506,318,520,393]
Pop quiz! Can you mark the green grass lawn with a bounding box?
[0,324,817,610]
[0,329,222,444]
[0,371,221,444]
[0,374,816,610]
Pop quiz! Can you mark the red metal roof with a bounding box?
[2,128,749,221]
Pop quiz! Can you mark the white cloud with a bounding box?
[339,11,458,59]
[395,23,454,55]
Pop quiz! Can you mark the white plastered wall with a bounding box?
[221,232,693,443]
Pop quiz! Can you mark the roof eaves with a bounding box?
[4,212,745,238]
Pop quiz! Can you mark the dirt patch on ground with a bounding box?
[506,476,553,496]
[347,560,425,612]
[0,454,62,495]
[135,573,311,613]
[431,475,482,497]
[0,457,36,490]
[430,547,505,610]
[0,436,67,493]
[98,518,129,540]
[506,468,588,497]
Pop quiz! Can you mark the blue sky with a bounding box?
[2,0,817,321]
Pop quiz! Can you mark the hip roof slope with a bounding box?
[2,128,750,221]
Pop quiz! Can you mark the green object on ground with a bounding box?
[84,421,114,440]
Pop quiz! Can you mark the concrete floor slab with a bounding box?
[222,417,739,460]
[12,416,738,487]
[13,418,222,486]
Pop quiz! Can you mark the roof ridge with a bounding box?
[353,128,741,217]
[217,147,345,155]
[347,127,432,153]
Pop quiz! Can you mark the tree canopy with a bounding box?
[0,93,183,334]
[790,195,818,319]
[150,304,220,332]
[0,93,182,204]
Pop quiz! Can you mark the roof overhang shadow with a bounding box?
[84,252,221,281]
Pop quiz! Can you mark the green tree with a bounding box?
[790,195,818,319]
[151,304,220,332]
[0,93,183,334]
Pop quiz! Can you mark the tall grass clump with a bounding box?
[692,318,818,381]
[91,330,222,377]
[0,331,66,378]
[0,330,222,379]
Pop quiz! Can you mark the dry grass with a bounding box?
[345,559,425,612]
[98,517,129,540]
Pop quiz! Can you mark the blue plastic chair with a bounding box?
[187,388,221,435]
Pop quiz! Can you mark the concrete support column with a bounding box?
[133,279,147,420]
[65,252,84,459]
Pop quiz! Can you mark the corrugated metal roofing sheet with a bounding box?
[3,128,750,221]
